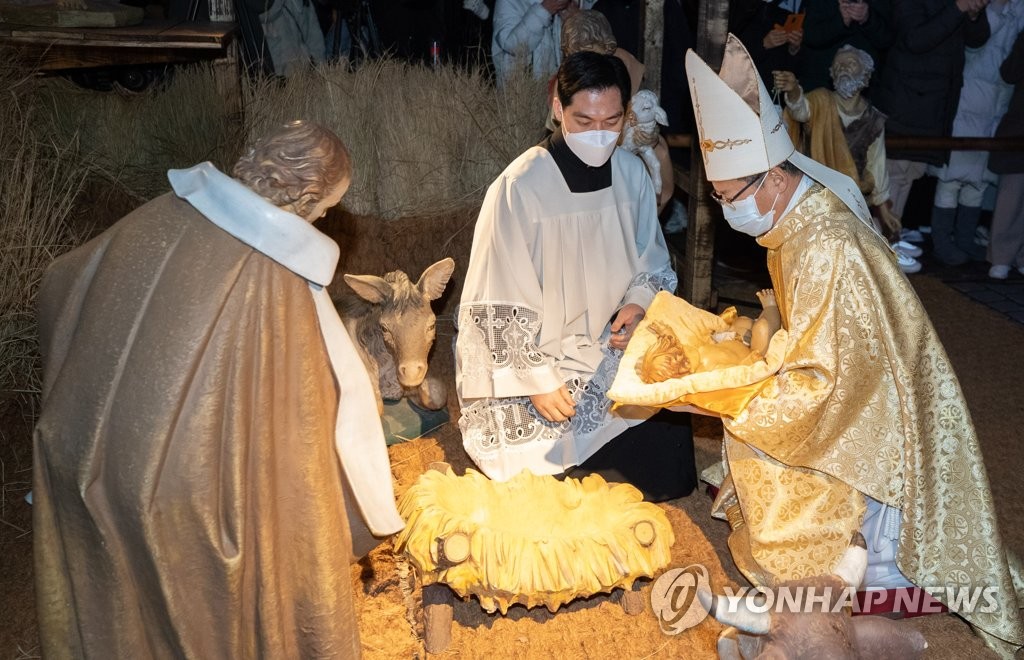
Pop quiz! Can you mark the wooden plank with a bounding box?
[0,0,143,29]
[1,19,236,71]
[641,0,664,98]
[682,0,730,311]
[0,20,234,47]
[663,133,692,149]
[672,163,693,197]
[9,43,228,69]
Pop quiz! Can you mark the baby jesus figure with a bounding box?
[637,289,781,384]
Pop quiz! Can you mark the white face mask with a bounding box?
[719,176,780,236]
[562,124,619,167]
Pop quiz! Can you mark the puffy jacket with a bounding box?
[874,0,990,164]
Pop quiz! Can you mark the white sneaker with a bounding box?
[989,265,1010,280]
[897,252,922,274]
[900,228,925,243]
[891,240,923,258]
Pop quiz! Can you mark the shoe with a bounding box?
[990,265,1010,280]
[900,228,925,243]
[897,252,922,274]
[891,240,923,258]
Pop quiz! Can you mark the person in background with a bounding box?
[731,0,806,87]
[455,51,697,502]
[987,27,1024,279]
[491,0,596,86]
[798,0,893,92]
[928,0,1024,265]
[873,0,990,244]
[775,46,924,272]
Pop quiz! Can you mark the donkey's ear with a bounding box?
[343,274,392,304]
[417,258,455,301]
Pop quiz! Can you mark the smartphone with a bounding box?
[782,12,805,32]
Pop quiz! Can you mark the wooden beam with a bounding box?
[666,132,1024,152]
[0,20,237,71]
[642,0,665,98]
[682,0,729,311]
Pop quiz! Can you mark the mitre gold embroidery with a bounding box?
[701,138,753,153]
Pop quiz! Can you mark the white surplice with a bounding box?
[455,146,676,481]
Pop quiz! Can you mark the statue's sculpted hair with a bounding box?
[832,45,875,78]
[560,10,617,59]
[233,120,352,218]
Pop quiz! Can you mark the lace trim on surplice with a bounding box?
[457,302,550,386]
[459,345,622,454]
[626,268,677,301]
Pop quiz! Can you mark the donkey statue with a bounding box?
[697,532,927,660]
[336,258,455,414]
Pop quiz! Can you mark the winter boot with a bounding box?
[930,205,969,266]
[953,205,986,261]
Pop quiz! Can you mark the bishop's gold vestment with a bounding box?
[716,183,1023,651]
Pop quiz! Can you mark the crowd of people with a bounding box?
[247,0,1023,277]
[478,0,1024,277]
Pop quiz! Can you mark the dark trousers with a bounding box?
[563,410,697,503]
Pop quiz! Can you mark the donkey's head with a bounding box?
[343,258,455,389]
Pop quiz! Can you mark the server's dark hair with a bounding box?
[555,51,630,113]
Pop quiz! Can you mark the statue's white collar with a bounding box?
[168,162,339,287]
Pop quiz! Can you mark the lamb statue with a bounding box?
[621,89,669,198]
[698,532,928,660]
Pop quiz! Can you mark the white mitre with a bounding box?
[685,34,874,229]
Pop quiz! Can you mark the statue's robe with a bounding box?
[714,182,1024,651]
[784,88,887,205]
[33,163,403,659]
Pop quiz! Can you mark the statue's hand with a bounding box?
[772,70,799,93]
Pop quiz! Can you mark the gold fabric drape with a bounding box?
[34,195,361,659]
[720,184,1023,652]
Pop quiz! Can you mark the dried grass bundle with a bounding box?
[39,63,244,202]
[36,59,548,218]
[242,59,550,218]
[0,63,89,409]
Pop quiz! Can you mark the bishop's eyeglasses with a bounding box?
[709,172,767,210]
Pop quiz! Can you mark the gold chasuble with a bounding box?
[718,183,1023,651]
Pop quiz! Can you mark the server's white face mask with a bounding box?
[562,124,619,167]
